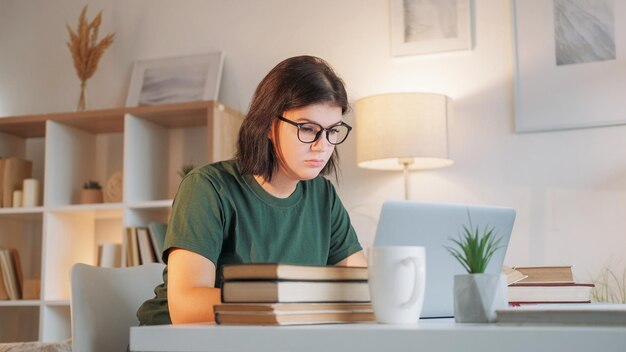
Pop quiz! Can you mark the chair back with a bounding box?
[70,263,165,352]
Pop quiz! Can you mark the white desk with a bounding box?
[130,319,626,352]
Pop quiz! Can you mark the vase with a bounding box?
[80,189,103,204]
[76,80,86,111]
[453,273,508,323]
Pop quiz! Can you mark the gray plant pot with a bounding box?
[453,273,508,323]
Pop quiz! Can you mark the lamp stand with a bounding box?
[399,158,414,200]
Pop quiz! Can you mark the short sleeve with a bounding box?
[162,172,225,265]
[326,183,363,265]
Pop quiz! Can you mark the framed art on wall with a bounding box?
[513,0,626,133]
[125,52,224,107]
[390,0,473,56]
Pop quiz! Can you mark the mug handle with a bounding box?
[399,257,421,309]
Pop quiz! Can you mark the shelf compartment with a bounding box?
[0,214,43,300]
[0,131,46,209]
[44,121,123,207]
[42,210,123,301]
[0,306,39,342]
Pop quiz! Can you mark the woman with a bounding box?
[137,55,367,325]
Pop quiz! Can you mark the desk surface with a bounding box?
[130,319,626,352]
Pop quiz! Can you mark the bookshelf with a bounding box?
[0,101,242,343]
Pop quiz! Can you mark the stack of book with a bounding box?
[215,263,374,325]
[505,265,595,305]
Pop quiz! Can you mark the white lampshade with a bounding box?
[356,92,454,171]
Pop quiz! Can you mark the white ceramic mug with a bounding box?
[368,246,426,324]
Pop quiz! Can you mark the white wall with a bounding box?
[1,0,625,281]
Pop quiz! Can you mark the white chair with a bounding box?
[70,263,166,352]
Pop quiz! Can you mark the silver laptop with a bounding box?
[372,200,516,318]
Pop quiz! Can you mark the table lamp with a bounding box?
[355,92,454,199]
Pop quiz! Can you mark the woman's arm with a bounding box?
[167,248,222,324]
[335,250,367,267]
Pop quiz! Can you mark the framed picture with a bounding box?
[513,0,626,132]
[390,0,473,56]
[125,52,224,107]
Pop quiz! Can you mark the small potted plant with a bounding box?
[80,180,103,204]
[445,212,508,323]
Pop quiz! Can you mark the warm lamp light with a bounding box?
[355,92,454,199]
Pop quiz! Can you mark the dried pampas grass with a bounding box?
[66,5,115,110]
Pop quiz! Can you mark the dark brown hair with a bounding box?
[236,55,349,181]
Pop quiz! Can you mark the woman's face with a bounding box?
[270,103,342,181]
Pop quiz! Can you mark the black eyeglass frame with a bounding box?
[276,116,353,145]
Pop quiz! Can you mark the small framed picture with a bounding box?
[125,52,224,107]
[390,0,473,56]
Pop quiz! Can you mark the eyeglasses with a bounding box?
[276,116,352,145]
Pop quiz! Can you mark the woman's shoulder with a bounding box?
[194,160,241,179]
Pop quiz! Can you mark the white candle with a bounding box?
[22,178,40,207]
[12,190,23,208]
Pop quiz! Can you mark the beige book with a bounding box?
[222,263,368,282]
[2,157,33,207]
[514,265,574,284]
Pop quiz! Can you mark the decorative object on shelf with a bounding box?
[104,171,123,203]
[355,92,454,200]
[125,51,225,107]
[445,211,507,323]
[390,0,473,56]
[177,164,196,178]
[80,180,103,204]
[22,178,40,207]
[512,0,625,132]
[12,190,23,208]
[66,5,115,111]
[591,260,626,304]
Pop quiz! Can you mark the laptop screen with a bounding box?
[372,200,516,318]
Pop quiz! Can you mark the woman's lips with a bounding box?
[304,159,325,168]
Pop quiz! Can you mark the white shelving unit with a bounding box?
[0,101,242,343]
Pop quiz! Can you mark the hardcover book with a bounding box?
[214,302,375,325]
[497,303,626,325]
[513,266,574,284]
[508,282,594,304]
[222,280,371,303]
[221,263,368,282]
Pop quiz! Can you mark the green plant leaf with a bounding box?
[445,210,503,274]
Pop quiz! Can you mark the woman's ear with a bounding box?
[268,120,278,142]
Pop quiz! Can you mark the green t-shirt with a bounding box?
[136,160,362,325]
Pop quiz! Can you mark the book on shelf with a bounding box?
[0,248,23,300]
[148,222,167,264]
[123,227,139,266]
[221,263,368,282]
[508,282,595,304]
[513,265,574,284]
[2,157,32,208]
[214,302,375,325]
[97,243,122,268]
[123,227,161,266]
[0,158,4,208]
[0,261,9,300]
[136,227,157,264]
[496,303,626,326]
